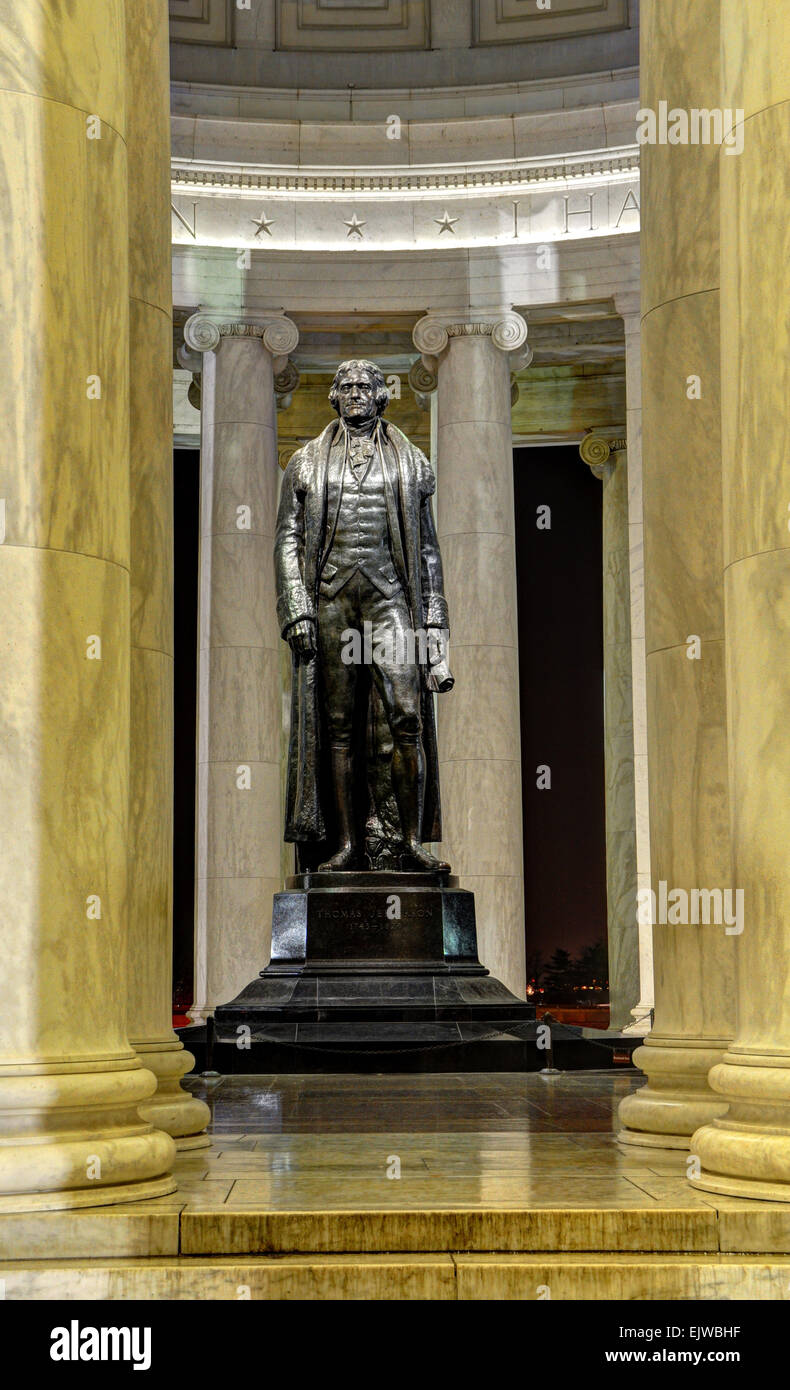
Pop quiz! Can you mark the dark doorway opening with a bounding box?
[172,447,200,1023]
[513,445,608,1018]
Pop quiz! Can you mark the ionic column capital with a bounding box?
[580,431,627,478]
[184,310,299,359]
[613,290,641,327]
[274,358,301,411]
[413,310,531,368]
[408,356,437,393]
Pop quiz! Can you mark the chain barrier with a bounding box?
[197,1009,652,1070]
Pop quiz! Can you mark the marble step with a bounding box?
[4,1198,790,1261]
[2,1252,790,1300]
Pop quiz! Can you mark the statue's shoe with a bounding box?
[318,844,360,871]
[400,842,451,873]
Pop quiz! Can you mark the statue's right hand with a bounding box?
[287,618,317,662]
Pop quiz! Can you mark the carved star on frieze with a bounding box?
[434,211,459,235]
[251,211,275,237]
[344,213,366,239]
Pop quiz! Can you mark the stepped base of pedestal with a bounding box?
[211,870,538,1071]
[182,1020,644,1073]
[213,970,538,1072]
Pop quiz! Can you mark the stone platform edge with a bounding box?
[2,1201,790,1260]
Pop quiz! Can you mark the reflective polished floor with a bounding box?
[166,1070,789,1219]
[178,1069,677,1211]
[4,1072,790,1298]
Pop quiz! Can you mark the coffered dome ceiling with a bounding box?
[169,0,638,89]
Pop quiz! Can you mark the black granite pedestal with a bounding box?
[211,871,540,1072]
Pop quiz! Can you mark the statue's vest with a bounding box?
[320,445,401,600]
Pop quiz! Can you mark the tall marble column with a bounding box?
[0,0,175,1208]
[691,0,790,1201]
[124,0,209,1146]
[413,311,528,997]
[580,435,640,1033]
[186,312,299,1018]
[615,297,654,1037]
[619,0,736,1148]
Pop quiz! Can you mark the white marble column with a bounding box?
[413,311,529,997]
[615,295,654,1037]
[0,0,175,1209]
[580,435,641,1034]
[185,312,299,1018]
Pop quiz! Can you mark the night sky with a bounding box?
[513,445,607,968]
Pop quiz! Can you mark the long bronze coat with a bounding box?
[274,417,449,851]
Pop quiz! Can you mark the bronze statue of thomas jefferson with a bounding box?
[275,359,452,873]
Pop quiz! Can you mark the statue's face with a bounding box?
[336,368,377,423]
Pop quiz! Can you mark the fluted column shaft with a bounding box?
[581,437,640,1032]
[125,0,209,1146]
[187,313,299,1017]
[413,312,528,996]
[691,1,790,1201]
[619,0,736,1148]
[0,0,175,1209]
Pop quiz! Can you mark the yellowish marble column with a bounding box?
[580,436,640,1033]
[619,0,736,1148]
[125,0,209,1146]
[691,1,790,1201]
[413,311,528,997]
[0,1,175,1209]
[186,312,299,1017]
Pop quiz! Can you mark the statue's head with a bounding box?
[329,359,389,424]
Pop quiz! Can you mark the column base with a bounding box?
[617,1039,730,1150]
[690,1053,790,1203]
[0,1058,177,1213]
[133,1039,211,1149]
[0,1174,176,1215]
[187,1005,213,1025]
[173,1132,212,1152]
[621,1004,653,1038]
[618,1128,691,1151]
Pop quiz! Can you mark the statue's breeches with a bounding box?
[317,572,422,746]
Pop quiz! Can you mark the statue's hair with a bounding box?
[328,359,390,416]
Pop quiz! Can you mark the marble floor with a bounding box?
[186,1067,642,1136]
[169,1070,790,1222]
[4,1072,790,1298]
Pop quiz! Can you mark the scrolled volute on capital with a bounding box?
[183,315,221,354]
[263,318,300,357]
[412,316,449,359]
[408,358,438,395]
[491,313,529,354]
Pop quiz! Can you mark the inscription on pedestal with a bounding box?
[308,890,443,961]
